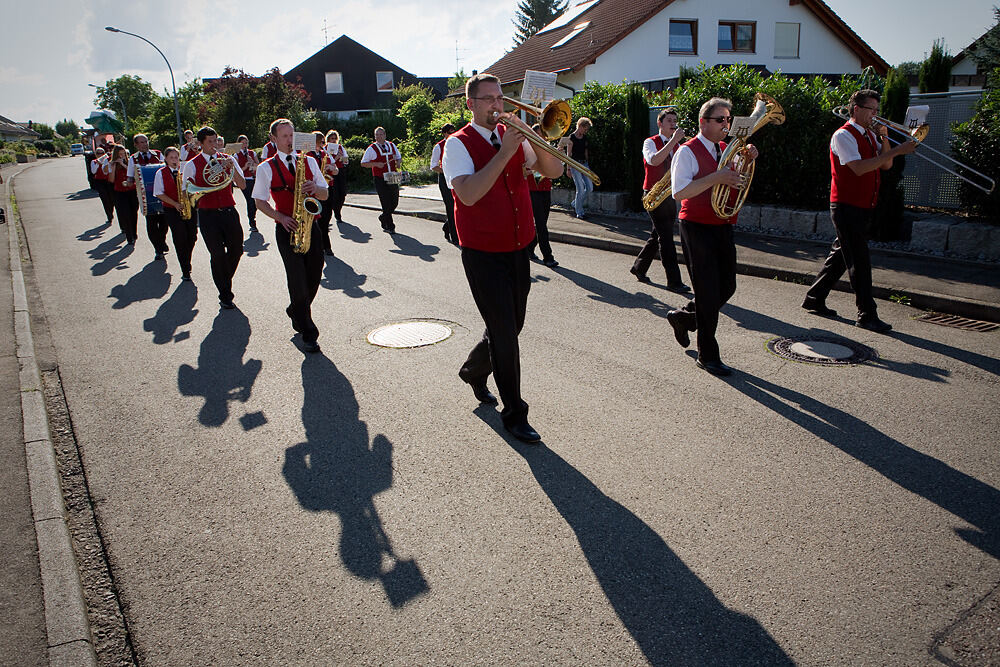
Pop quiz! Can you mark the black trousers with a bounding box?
[113,189,139,243]
[331,173,348,222]
[677,220,737,364]
[460,246,531,426]
[438,173,456,242]
[805,204,878,321]
[145,212,170,254]
[317,193,334,251]
[240,179,257,227]
[197,207,243,302]
[96,181,115,222]
[275,222,324,343]
[528,190,553,260]
[633,194,683,284]
[164,209,197,276]
[373,178,399,230]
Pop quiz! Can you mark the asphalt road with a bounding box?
[13,157,1000,666]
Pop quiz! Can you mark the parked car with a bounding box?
[70,143,84,156]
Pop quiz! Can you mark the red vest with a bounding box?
[112,162,131,192]
[830,123,880,209]
[133,150,162,166]
[527,173,552,192]
[678,138,737,226]
[266,154,315,217]
[157,165,180,210]
[93,158,110,182]
[188,152,237,209]
[329,145,346,169]
[451,125,535,252]
[235,150,256,177]
[367,142,399,178]
[642,135,671,190]
[261,141,276,160]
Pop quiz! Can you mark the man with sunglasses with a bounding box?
[665,97,756,377]
[802,89,916,333]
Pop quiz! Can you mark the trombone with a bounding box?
[492,96,601,186]
[832,105,995,194]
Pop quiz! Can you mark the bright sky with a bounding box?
[0,0,994,129]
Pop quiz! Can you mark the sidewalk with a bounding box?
[346,184,1000,323]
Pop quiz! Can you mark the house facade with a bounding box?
[0,115,42,143]
[285,35,449,120]
[480,0,887,99]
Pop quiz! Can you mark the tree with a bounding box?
[31,122,55,140]
[144,79,207,149]
[970,7,1000,88]
[512,0,568,46]
[448,68,470,93]
[894,61,920,76]
[93,75,157,130]
[55,119,80,140]
[919,39,952,93]
[205,67,314,148]
[873,67,910,241]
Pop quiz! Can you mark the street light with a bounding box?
[105,26,183,146]
[89,82,128,132]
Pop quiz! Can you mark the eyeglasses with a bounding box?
[704,115,732,124]
[470,95,504,104]
[858,105,879,112]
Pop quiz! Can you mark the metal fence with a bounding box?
[901,91,982,209]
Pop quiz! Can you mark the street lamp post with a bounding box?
[89,82,128,133]
[105,26,184,146]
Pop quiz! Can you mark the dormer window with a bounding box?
[551,21,591,49]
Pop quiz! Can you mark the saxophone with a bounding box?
[642,171,673,211]
[177,168,192,220]
[291,151,322,254]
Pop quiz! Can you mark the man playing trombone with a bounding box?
[802,89,916,333]
[442,73,563,443]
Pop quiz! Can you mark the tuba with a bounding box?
[291,151,322,254]
[185,153,236,212]
[710,92,784,218]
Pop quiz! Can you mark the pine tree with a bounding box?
[919,39,952,93]
[512,0,569,46]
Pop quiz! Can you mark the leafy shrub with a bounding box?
[952,70,1000,216]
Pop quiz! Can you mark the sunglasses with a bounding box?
[704,115,732,124]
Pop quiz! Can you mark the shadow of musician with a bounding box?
[283,354,427,608]
[77,220,112,242]
[388,232,439,263]
[143,281,198,344]
[108,259,171,309]
[243,228,270,258]
[320,254,380,299]
[336,219,372,244]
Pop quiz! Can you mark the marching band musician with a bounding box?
[104,144,139,245]
[324,130,349,224]
[153,147,197,281]
[260,137,277,161]
[801,89,916,333]
[307,131,337,256]
[127,133,170,259]
[631,108,689,291]
[252,118,328,354]
[430,123,457,244]
[526,123,557,267]
[360,127,402,234]
[90,147,115,225]
[182,126,246,309]
[179,129,199,162]
[235,134,259,231]
[442,73,563,443]
[665,97,757,377]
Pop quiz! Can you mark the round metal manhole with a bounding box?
[766,335,877,366]
[367,321,453,348]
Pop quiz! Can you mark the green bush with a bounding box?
[952,71,1000,216]
[343,147,370,189]
[873,67,910,240]
[342,135,372,150]
[919,40,952,94]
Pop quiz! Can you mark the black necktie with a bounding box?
[490,132,501,152]
[286,155,295,176]
[714,143,721,162]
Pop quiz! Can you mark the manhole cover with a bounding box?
[766,336,877,366]
[367,321,453,348]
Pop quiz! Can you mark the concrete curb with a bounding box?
[343,202,1000,324]
[7,176,97,666]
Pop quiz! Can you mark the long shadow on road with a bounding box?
[551,265,677,320]
[728,370,1000,559]
[77,220,112,242]
[143,281,198,344]
[336,219,372,244]
[389,232,439,262]
[243,228,270,257]
[108,259,171,309]
[89,236,133,276]
[321,255,380,298]
[178,308,262,427]
[283,354,427,608]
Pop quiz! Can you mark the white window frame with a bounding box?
[774,22,800,59]
[376,71,394,92]
[325,72,344,94]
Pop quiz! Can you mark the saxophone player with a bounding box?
[252,118,328,354]
[153,147,197,281]
[631,108,689,291]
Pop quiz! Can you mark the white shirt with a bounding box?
[643,133,675,165]
[251,150,327,203]
[90,157,105,175]
[260,143,276,161]
[179,144,200,162]
[361,141,401,168]
[430,143,443,169]
[441,122,538,190]
[181,152,240,187]
[152,166,178,198]
[831,120,878,166]
[671,134,721,200]
[126,151,161,178]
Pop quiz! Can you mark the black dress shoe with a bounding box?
[542,257,559,267]
[665,282,691,293]
[505,421,541,443]
[220,299,235,310]
[802,298,837,317]
[471,383,498,405]
[302,340,321,354]
[696,359,733,376]
[629,266,651,283]
[181,273,192,282]
[856,317,892,333]
[666,309,691,348]
[324,248,334,256]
